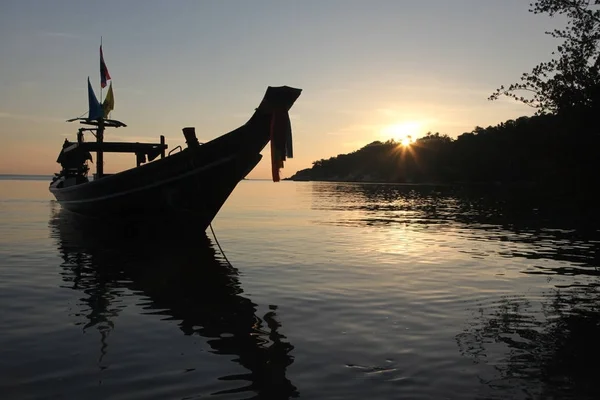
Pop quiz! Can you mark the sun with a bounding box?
[381,121,421,146]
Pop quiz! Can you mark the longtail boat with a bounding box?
[49,45,301,231]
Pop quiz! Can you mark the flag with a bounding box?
[103,82,114,118]
[100,45,111,88]
[87,77,102,120]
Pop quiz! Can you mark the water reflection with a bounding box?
[310,182,594,226]
[49,209,298,399]
[309,182,600,272]
[307,182,600,399]
[456,287,600,400]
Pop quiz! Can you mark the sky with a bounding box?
[0,0,565,179]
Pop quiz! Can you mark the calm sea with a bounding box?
[1,175,599,399]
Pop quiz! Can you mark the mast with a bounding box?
[96,37,109,179]
[97,37,103,179]
[100,36,103,103]
[66,41,126,180]
[96,118,104,179]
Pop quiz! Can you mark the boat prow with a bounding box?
[49,49,302,231]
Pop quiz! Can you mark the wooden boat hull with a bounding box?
[51,150,262,230]
[50,85,302,231]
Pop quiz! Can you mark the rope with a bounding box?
[165,190,234,267]
[208,222,233,267]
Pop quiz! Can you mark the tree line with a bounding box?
[289,113,596,185]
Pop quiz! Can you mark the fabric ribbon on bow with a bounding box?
[269,109,293,182]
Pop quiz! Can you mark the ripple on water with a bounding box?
[2,180,600,399]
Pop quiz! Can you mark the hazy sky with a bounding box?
[0,0,564,178]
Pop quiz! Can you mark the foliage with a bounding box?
[489,0,600,115]
[288,113,599,186]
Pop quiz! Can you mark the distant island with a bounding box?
[287,112,598,188]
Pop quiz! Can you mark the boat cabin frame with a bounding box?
[63,117,168,180]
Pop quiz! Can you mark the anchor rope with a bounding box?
[171,198,234,268]
[176,204,233,267]
[208,222,233,268]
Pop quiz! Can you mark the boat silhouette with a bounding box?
[49,44,301,232]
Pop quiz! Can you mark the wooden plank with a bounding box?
[64,141,168,154]
[66,118,127,128]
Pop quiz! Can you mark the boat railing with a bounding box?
[169,145,183,156]
[167,140,205,156]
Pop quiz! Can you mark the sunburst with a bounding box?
[381,121,421,146]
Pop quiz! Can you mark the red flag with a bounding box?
[100,45,111,88]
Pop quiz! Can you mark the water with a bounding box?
[1,176,599,399]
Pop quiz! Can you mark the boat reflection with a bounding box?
[49,208,298,399]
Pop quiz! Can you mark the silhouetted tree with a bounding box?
[288,115,578,185]
[489,0,600,116]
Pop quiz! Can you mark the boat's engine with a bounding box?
[53,139,92,186]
